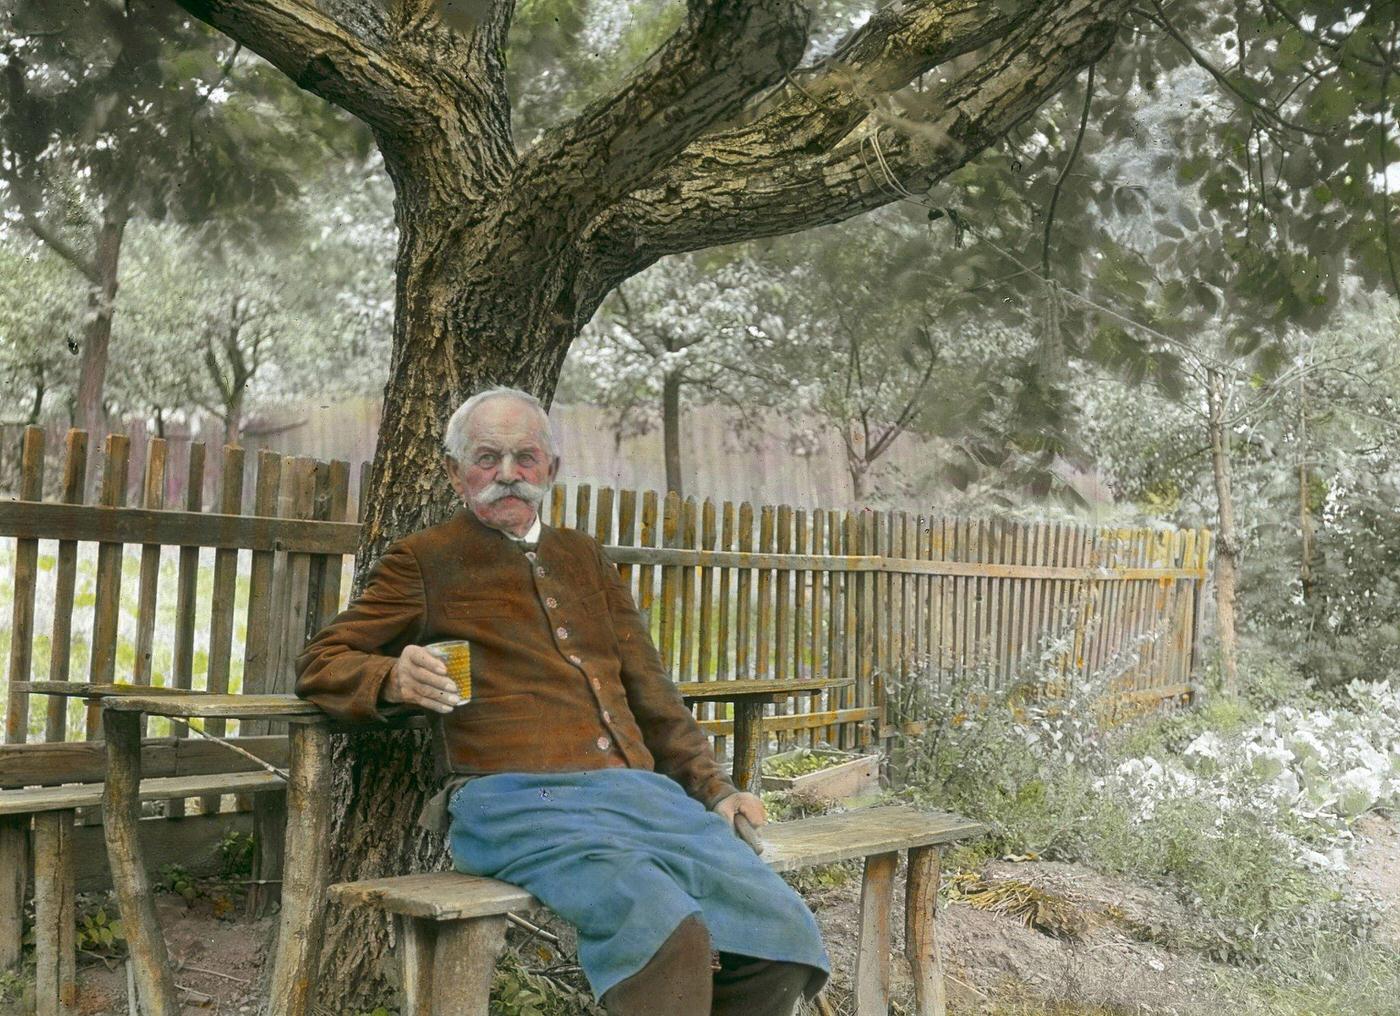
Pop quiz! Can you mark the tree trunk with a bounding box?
[312,195,608,1011]
[850,458,868,503]
[26,366,44,426]
[1297,372,1314,611]
[1207,370,1240,698]
[75,196,129,449]
[662,369,683,497]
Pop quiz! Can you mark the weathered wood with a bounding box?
[0,734,291,787]
[730,699,764,795]
[87,437,131,730]
[102,709,180,1016]
[678,497,698,683]
[46,429,89,743]
[431,915,508,1016]
[201,447,246,814]
[699,706,880,737]
[131,439,168,695]
[676,678,849,700]
[5,426,46,745]
[313,460,353,629]
[247,789,287,918]
[396,915,437,1016]
[906,845,947,1016]
[104,693,322,718]
[33,809,76,1016]
[659,492,680,670]
[240,451,284,738]
[274,458,319,706]
[0,499,360,553]
[166,440,206,825]
[0,815,27,972]
[264,721,333,1016]
[0,770,283,816]
[854,851,897,1016]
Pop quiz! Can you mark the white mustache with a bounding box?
[475,479,550,506]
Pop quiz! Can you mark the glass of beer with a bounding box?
[426,640,472,703]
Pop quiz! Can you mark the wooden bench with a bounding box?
[331,804,984,1016]
[0,712,290,1016]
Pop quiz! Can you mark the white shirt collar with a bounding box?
[507,515,543,544]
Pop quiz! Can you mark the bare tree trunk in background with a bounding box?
[1297,371,1315,612]
[1208,369,1240,697]
[662,370,683,496]
[75,197,129,456]
[166,0,1132,1005]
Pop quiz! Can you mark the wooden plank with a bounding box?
[731,699,764,795]
[33,809,76,1016]
[837,512,856,749]
[659,492,680,672]
[0,735,290,787]
[1,770,284,815]
[239,451,283,739]
[88,435,131,738]
[548,481,567,528]
[203,448,246,764]
[906,845,947,1016]
[101,710,180,1016]
[677,679,849,700]
[775,507,793,716]
[265,723,334,1016]
[131,439,168,703]
[0,815,26,972]
[0,499,360,553]
[5,426,45,744]
[573,482,592,535]
[755,505,775,698]
[697,499,717,736]
[716,500,734,684]
[637,491,659,628]
[272,458,318,711]
[593,485,614,546]
[46,429,89,743]
[314,461,352,629]
[615,488,637,589]
[677,497,698,684]
[854,851,896,1016]
[104,693,322,718]
[397,915,437,1016]
[699,706,881,737]
[247,787,287,917]
[808,510,826,748]
[171,443,206,712]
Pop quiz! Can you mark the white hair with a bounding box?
[443,386,557,464]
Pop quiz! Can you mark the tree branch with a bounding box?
[584,0,1131,275]
[165,0,435,135]
[516,0,810,230]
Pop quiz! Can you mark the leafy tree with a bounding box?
[0,238,83,426]
[0,0,356,446]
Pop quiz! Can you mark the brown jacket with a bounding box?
[294,507,737,809]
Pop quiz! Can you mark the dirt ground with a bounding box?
[10,811,1398,1016]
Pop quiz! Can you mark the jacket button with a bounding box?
[602,710,612,724]
[596,736,611,751]
[556,626,569,640]
[545,596,559,609]
[591,678,602,691]
[536,565,547,577]
[569,654,583,666]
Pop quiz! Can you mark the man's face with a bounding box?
[445,397,558,536]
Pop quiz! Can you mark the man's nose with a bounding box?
[497,455,517,482]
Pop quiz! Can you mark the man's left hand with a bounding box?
[713,791,766,829]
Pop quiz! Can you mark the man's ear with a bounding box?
[444,455,465,495]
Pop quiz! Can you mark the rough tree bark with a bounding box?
[167,0,1132,1006]
[1207,369,1240,698]
[75,195,129,447]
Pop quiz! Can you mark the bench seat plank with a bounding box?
[0,770,283,815]
[103,694,324,719]
[330,806,985,919]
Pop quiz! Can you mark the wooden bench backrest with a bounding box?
[0,735,290,789]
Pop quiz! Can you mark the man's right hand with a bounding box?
[382,645,465,714]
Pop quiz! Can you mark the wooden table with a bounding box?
[99,694,327,1016]
[677,678,853,794]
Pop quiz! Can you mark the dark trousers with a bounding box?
[601,915,820,1016]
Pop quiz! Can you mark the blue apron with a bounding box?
[448,769,831,999]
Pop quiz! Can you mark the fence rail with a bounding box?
[1,427,1211,758]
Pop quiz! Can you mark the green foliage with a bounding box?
[76,906,126,956]
[160,863,200,903]
[218,829,256,881]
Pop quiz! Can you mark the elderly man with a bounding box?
[295,386,828,1015]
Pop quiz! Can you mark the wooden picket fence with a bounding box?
[1,428,1211,760]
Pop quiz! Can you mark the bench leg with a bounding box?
[731,700,765,795]
[34,810,76,1016]
[396,915,437,1016]
[431,915,506,1016]
[905,846,947,1016]
[0,815,28,973]
[854,851,897,1016]
[247,789,286,918]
